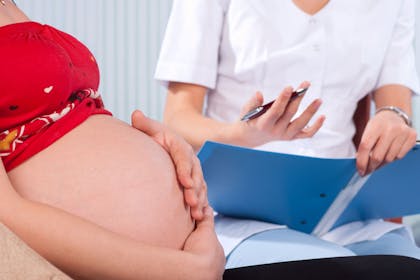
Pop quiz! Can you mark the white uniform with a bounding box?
[156,0,420,258]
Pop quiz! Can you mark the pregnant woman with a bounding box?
[0,1,224,279]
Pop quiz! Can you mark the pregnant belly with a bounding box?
[7,115,194,249]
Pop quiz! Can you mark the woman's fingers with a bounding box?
[258,87,293,127]
[237,82,323,146]
[357,111,418,176]
[294,115,325,139]
[356,133,379,176]
[183,206,226,280]
[262,82,312,130]
[191,182,208,221]
[276,81,311,124]
[398,129,417,159]
[239,91,264,119]
[131,109,161,136]
[384,134,407,163]
[283,98,323,139]
[188,157,208,220]
[131,109,208,220]
[176,148,208,221]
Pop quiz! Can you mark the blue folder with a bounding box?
[198,141,420,235]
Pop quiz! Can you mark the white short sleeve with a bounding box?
[375,0,420,95]
[155,0,226,89]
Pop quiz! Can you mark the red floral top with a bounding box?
[0,22,111,171]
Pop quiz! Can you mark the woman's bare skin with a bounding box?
[8,115,194,249]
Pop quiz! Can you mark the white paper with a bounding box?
[214,214,285,256]
[320,219,409,246]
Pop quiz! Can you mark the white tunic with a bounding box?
[156,0,420,255]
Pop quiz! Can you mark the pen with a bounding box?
[240,87,308,121]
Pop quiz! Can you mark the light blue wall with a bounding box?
[13,1,420,131]
[413,1,420,131]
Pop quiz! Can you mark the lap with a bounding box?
[226,227,420,269]
[226,228,355,269]
[346,228,420,259]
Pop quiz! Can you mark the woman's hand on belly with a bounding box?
[131,110,208,221]
[183,206,225,279]
[8,115,194,250]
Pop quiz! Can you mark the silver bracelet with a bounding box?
[375,106,412,127]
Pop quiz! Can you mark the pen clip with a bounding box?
[240,104,270,121]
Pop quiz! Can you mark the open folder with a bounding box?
[198,141,420,236]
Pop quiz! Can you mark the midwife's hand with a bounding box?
[234,81,325,147]
[131,110,208,221]
[183,206,225,280]
[356,110,417,176]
